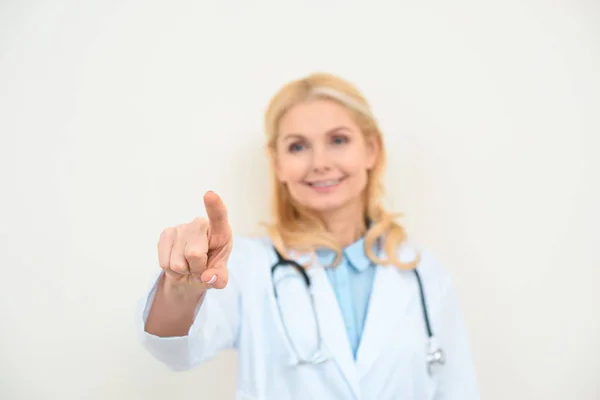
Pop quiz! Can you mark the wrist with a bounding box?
[160,273,207,304]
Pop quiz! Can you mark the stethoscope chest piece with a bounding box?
[426,337,445,374]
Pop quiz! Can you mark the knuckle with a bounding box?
[170,262,187,273]
[192,217,209,228]
[185,248,206,261]
[158,227,175,245]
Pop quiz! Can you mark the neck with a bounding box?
[319,202,366,247]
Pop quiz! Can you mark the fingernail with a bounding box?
[206,275,217,285]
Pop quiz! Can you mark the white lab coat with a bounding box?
[136,235,479,400]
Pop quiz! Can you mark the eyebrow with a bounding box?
[281,125,352,142]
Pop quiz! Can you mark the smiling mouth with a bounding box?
[306,177,346,188]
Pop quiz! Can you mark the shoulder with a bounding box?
[394,241,468,319]
[395,241,454,291]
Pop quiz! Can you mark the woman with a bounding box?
[137,73,479,399]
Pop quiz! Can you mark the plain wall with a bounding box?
[1,1,599,399]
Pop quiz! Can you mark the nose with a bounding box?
[311,145,331,174]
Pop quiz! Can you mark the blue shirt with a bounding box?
[317,237,376,359]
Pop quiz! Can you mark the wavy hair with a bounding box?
[263,72,419,270]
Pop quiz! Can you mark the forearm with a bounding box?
[145,273,206,337]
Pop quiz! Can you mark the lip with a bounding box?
[305,177,346,192]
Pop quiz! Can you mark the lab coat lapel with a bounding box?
[355,247,418,380]
[307,258,361,399]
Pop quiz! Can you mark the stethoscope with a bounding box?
[270,241,446,374]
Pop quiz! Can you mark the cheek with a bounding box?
[347,169,369,193]
[339,152,370,190]
[339,149,369,175]
[278,156,308,182]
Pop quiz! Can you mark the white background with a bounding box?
[1,1,599,399]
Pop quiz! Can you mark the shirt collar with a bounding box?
[316,236,374,272]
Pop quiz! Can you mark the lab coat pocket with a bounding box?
[270,267,321,364]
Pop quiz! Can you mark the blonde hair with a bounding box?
[263,72,419,270]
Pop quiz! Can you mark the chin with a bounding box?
[305,201,346,214]
[299,195,355,214]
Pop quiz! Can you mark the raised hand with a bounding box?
[157,191,233,290]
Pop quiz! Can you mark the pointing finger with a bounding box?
[203,191,230,237]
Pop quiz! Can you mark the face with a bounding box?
[273,98,379,215]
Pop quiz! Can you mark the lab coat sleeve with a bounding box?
[431,264,480,400]
[135,236,249,371]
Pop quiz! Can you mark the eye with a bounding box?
[288,142,305,153]
[331,135,349,145]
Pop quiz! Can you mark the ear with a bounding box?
[365,136,380,170]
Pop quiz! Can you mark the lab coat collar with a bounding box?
[307,261,361,397]
[300,242,420,398]
[355,244,420,379]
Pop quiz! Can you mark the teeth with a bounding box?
[311,179,340,187]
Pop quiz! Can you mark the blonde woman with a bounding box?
[137,73,479,399]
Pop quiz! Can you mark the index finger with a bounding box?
[203,191,230,236]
